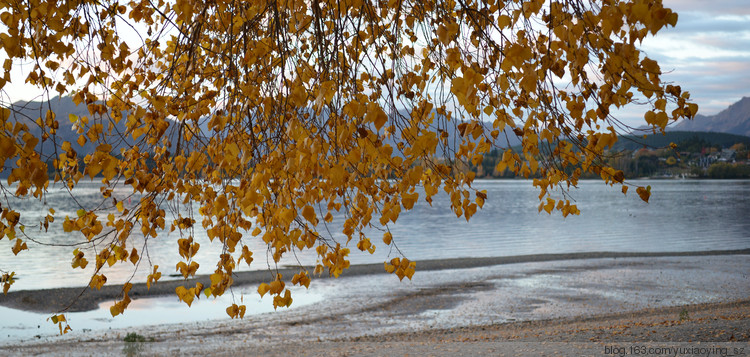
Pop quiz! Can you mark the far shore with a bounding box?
[1,249,748,314]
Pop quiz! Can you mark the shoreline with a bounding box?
[1,253,748,355]
[346,298,750,342]
[5,297,749,355]
[1,248,748,314]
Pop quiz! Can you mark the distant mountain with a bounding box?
[5,95,122,158]
[11,95,92,122]
[671,97,750,137]
[5,98,521,163]
[612,131,750,152]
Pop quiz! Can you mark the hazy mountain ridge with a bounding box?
[613,131,750,152]
[9,96,748,153]
[5,96,126,159]
[5,97,522,158]
[671,96,750,136]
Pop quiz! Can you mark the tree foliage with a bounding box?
[0,0,696,329]
[707,162,750,179]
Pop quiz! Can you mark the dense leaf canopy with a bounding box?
[0,0,696,329]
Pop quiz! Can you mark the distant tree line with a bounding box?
[471,133,750,179]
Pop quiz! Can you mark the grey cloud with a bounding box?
[658,61,750,115]
[588,0,749,127]
[664,0,750,16]
[667,12,750,34]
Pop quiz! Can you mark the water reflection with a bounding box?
[0,283,323,342]
[2,179,749,291]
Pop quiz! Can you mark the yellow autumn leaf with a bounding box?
[301,205,317,225]
[637,186,651,203]
[368,105,388,131]
[258,283,271,297]
[226,304,239,319]
[382,232,393,245]
[543,198,555,214]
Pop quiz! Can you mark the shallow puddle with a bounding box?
[0,284,324,343]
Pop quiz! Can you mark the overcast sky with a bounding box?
[2,1,748,127]
[638,0,750,118]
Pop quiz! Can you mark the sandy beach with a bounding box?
[1,251,748,356]
[2,250,748,313]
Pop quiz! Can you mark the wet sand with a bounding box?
[1,249,748,313]
[1,251,748,356]
[4,299,749,356]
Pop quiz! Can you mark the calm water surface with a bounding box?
[2,179,749,291]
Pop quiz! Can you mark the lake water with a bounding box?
[2,179,749,291]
